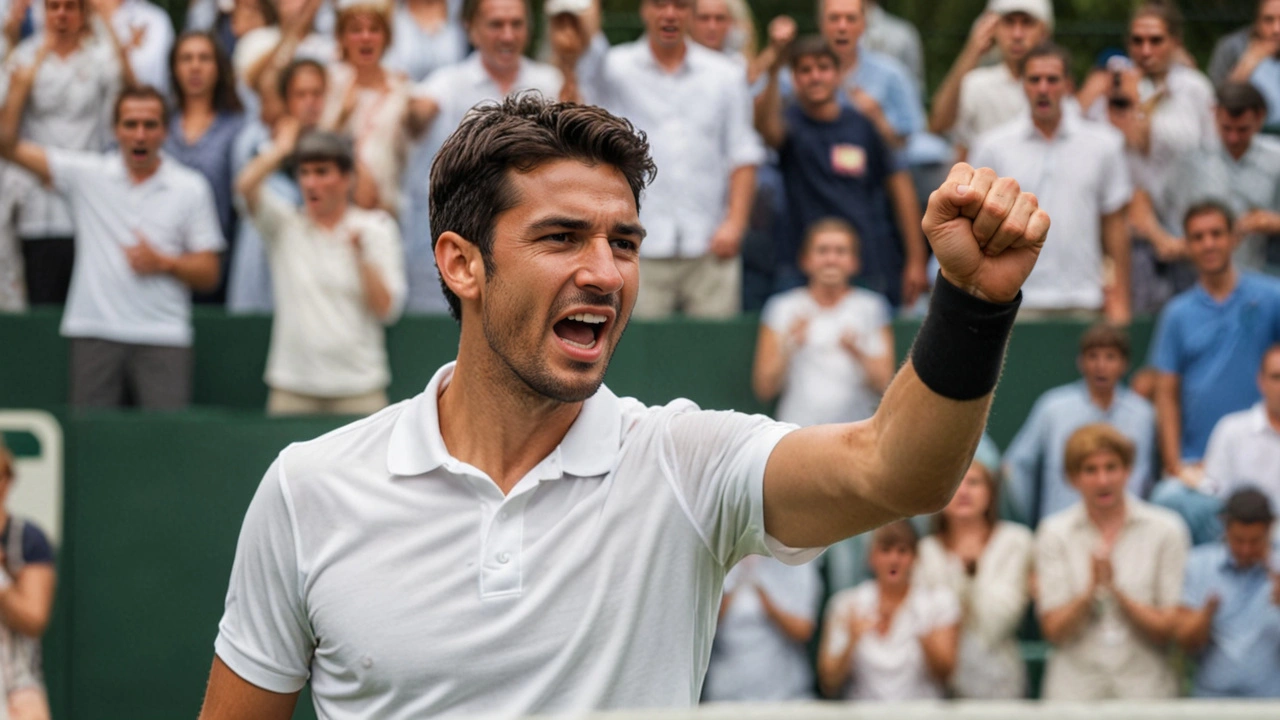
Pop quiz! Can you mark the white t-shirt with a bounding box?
[214,363,819,719]
[48,150,224,347]
[703,555,822,702]
[252,189,406,397]
[1203,403,1280,509]
[954,63,1025,150]
[822,580,959,701]
[761,287,891,427]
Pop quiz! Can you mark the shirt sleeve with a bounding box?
[214,456,315,694]
[662,407,815,568]
[18,522,54,566]
[1155,518,1191,608]
[760,294,791,334]
[1148,306,1182,374]
[183,176,228,253]
[45,148,100,196]
[251,185,298,246]
[1179,550,1209,607]
[1099,132,1134,215]
[723,70,765,171]
[1034,522,1074,612]
[360,212,408,324]
[1201,414,1233,497]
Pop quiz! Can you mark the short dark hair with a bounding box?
[278,58,327,101]
[1221,488,1275,525]
[1216,81,1269,117]
[113,85,170,127]
[292,130,355,174]
[1018,42,1073,78]
[1133,0,1184,42]
[461,0,531,26]
[169,31,243,115]
[429,93,656,322]
[788,35,839,71]
[1183,200,1235,234]
[1079,322,1130,360]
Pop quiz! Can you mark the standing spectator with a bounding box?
[1201,345,1280,516]
[0,441,56,720]
[817,521,959,701]
[689,0,754,71]
[96,0,174,94]
[0,84,223,408]
[0,0,133,306]
[1036,423,1189,700]
[227,58,326,314]
[702,556,821,702]
[235,0,335,118]
[1174,489,1280,698]
[1161,83,1280,274]
[1214,0,1280,125]
[236,126,405,415]
[587,0,762,319]
[1149,202,1280,543]
[862,0,923,92]
[756,34,926,308]
[164,30,246,305]
[930,0,1052,160]
[970,42,1132,323]
[1004,323,1156,526]
[383,0,466,83]
[916,458,1033,699]
[404,0,566,314]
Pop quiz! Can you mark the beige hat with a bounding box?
[545,0,592,16]
[987,0,1053,29]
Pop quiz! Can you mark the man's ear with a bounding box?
[435,230,485,306]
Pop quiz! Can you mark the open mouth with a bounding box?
[130,148,149,160]
[553,312,608,351]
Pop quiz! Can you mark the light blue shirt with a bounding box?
[1181,542,1280,697]
[1250,57,1280,127]
[225,121,301,314]
[1150,273,1280,461]
[1004,380,1156,524]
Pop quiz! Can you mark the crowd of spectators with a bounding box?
[2,0,1280,709]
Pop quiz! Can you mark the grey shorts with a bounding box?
[68,338,192,410]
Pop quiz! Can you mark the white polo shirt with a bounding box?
[969,112,1132,311]
[1203,403,1280,510]
[590,40,765,259]
[253,189,406,397]
[215,363,816,718]
[953,63,1025,150]
[49,149,224,347]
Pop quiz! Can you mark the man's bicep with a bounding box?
[199,656,300,720]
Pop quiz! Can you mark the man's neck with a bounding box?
[50,32,80,57]
[481,56,520,93]
[1086,501,1126,535]
[838,49,860,77]
[1227,141,1251,162]
[439,334,585,494]
[648,38,687,72]
[1032,113,1062,139]
[1087,384,1116,411]
[1200,266,1239,301]
[128,160,162,184]
[1002,55,1020,77]
[801,97,841,122]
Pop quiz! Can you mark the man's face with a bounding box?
[45,0,84,37]
[340,13,388,67]
[469,0,529,76]
[114,98,167,174]
[691,0,732,52]
[285,68,327,128]
[994,12,1045,63]
[1216,107,1264,160]
[1259,0,1280,44]
[819,0,864,61]
[793,53,840,107]
[297,161,351,218]
[1224,521,1272,569]
[1129,16,1176,77]
[1071,449,1129,514]
[1078,346,1127,398]
[475,159,643,403]
[800,228,857,288]
[1023,55,1067,126]
[1185,211,1235,277]
[174,36,218,100]
[1260,349,1280,419]
[641,0,692,51]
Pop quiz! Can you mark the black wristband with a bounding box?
[909,273,1021,401]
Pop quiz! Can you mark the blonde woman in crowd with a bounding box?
[916,458,1033,698]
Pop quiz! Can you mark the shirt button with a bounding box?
[497,551,510,564]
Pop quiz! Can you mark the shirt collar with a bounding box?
[386,362,623,479]
[638,36,697,75]
[1018,107,1077,140]
[111,150,173,188]
[1069,494,1146,530]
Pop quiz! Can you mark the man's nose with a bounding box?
[575,238,624,295]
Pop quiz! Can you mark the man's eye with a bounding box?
[545,233,573,243]
[612,239,638,252]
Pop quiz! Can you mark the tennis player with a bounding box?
[199,94,1047,718]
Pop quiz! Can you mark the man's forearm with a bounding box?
[170,251,221,292]
[1114,590,1176,645]
[1154,378,1183,474]
[1173,607,1212,652]
[928,46,981,134]
[754,72,786,149]
[1040,591,1095,644]
[236,144,291,211]
[724,165,756,230]
[1102,210,1132,323]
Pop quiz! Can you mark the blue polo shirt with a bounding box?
[1181,542,1280,697]
[1149,273,1280,461]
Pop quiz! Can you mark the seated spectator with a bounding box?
[702,556,821,702]
[1,85,223,408]
[970,42,1133,323]
[1004,323,1156,525]
[0,0,134,306]
[227,58,326,314]
[1175,488,1280,698]
[862,0,923,91]
[164,30,247,304]
[1161,83,1280,274]
[1216,0,1280,126]
[1036,423,1188,700]
[817,520,959,700]
[237,128,404,415]
[756,34,925,308]
[383,0,465,83]
[930,0,1052,160]
[0,441,57,720]
[1150,202,1280,543]
[1208,0,1278,87]
[916,458,1032,699]
[97,0,174,94]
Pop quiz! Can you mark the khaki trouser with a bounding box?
[633,255,740,320]
[266,388,389,417]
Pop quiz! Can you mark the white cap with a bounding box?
[987,0,1053,29]
[545,0,592,16]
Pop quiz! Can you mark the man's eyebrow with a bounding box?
[527,216,647,239]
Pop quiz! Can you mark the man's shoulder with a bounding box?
[1169,64,1214,97]
[1036,504,1083,540]
[1185,542,1227,577]
[970,117,1025,158]
[1209,405,1259,439]
[1071,116,1126,150]
[960,63,1009,91]
[858,48,912,83]
[347,206,400,234]
[519,58,564,93]
[1130,497,1191,539]
[276,399,412,486]
[1240,271,1280,299]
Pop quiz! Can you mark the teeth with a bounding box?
[567,313,607,324]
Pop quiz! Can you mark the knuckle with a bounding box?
[982,198,1010,217]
